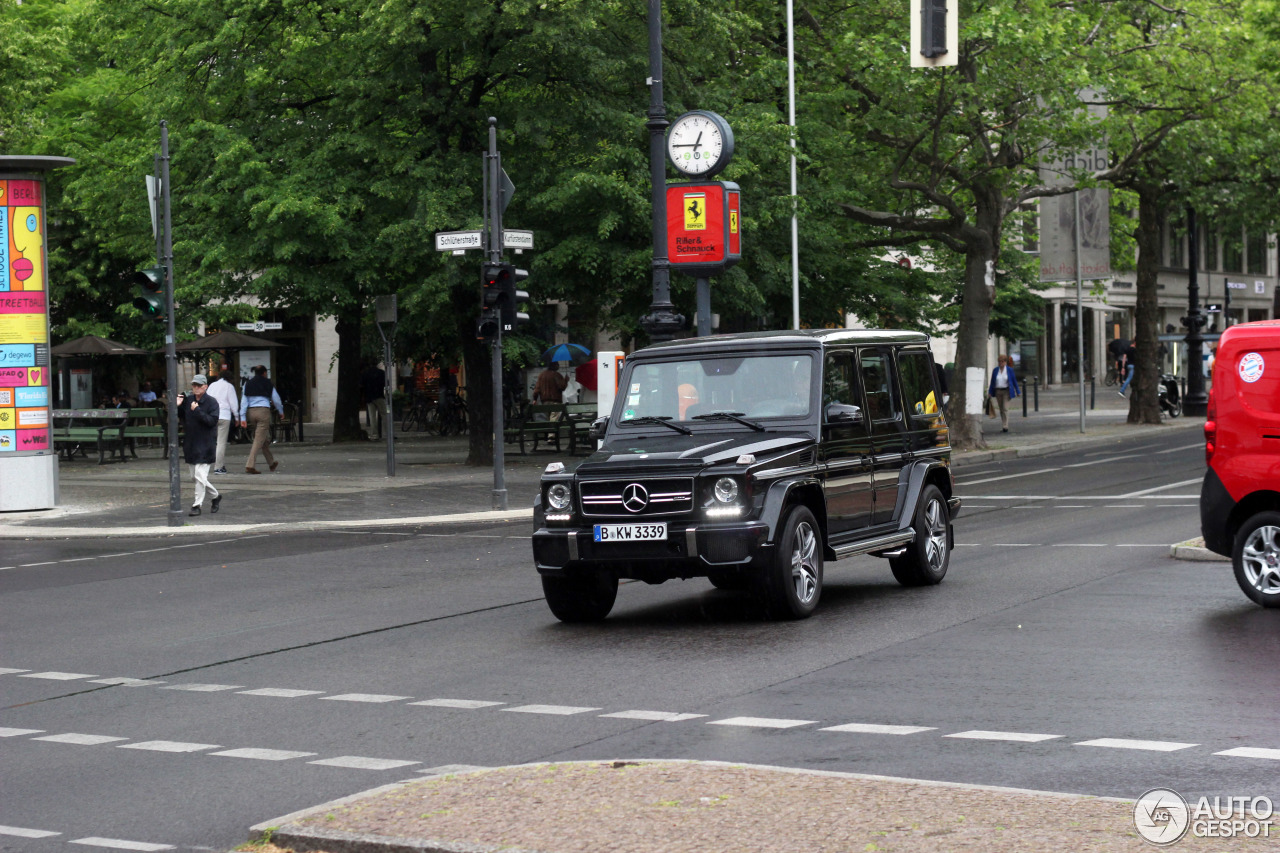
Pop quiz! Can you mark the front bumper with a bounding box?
[533,520,772,579]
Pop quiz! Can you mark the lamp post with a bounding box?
[639,0,684,342]
[1182,207,1208,416]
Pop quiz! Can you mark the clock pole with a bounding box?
[640,0,684,342]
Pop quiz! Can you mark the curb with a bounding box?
[249,759,1131,853]
[1170,537,1229,562]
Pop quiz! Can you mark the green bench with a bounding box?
[505,402,601,454]
[564,402,599,454]
[122,407,170,458]
[51,409,128,464]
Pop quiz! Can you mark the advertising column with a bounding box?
[0,156,73,511]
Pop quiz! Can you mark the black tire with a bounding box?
[401,411,418,433]
[1232,511,1280,608]
[708,573,752,591]
[759,505,823,620]
[542,568,618,622]
[889,484,951,587]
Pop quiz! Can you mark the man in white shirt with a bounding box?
[206,370,240,474]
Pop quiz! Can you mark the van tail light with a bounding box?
[1205,388,1217,464]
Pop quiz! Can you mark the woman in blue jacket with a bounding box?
[988,354,1020,433]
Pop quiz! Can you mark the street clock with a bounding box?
[667,110,734,179]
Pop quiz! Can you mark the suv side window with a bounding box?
[898,350,941,419]
[858,348,901,432]
[823,351,861,409]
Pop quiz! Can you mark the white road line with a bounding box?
[309,756,420,770]
[118,741,220,753]
[1075,738,1197,752]
[0,825,60,838]
[946,730,1061,743]
[322,693,412,703]
[70,838,174,851]
[1050,543,1107,547]
[1117,478,1203,498]
[1103,504,1141,508]
[211,747,317,761]
[237,688,324,698]
[411,698,505,709]
[20,671,97,680]
[956,468,1062,486]
[1157,442,1204,454]
[91,678,165,686]
[160,683,242,692]
[1115,544,1169,547]
[0,727,43,737]
[19,561,58,567]
[0,667,30,675]
[33,733,128,745]
[1215,747,1280,760]
[60,557,95,562]
[991,544,1038,547]
[707,716,817,729]
[820,723,936,735]
[503,704,602,716]
[600,710,709,722]
[1062,454,1140,468]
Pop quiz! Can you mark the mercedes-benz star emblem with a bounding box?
[622,483,649,513]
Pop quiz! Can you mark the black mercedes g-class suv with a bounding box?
[532,329,960,621]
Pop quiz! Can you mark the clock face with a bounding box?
[667,112,731,177]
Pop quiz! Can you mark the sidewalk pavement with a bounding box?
[1,385,1204,540]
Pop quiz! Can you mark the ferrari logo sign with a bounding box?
[684,194,706,230]
[729,210,738,234]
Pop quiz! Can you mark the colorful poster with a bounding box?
[0,178,50,454]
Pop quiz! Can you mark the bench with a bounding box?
[51,409,128,464]
[506,404,572,454]
[563,402,599,454]
[122,407,170,458]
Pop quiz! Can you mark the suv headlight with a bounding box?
[713,477,740,504]
[546,483,572,511]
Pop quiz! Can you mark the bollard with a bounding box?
[1022,377,1028,417]
[1090,376,1095,410]
[1034,376,1040,412]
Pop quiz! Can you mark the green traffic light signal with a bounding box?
[131,266,167,322]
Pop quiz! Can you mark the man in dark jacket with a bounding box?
[176,374,222,517]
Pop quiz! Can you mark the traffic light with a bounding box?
[476,308,501,340]
[499,266,530,333]
[131,265,167,323]
[920,0,947,58]
[481,262,505,310]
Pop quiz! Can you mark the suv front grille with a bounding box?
[579,477,694,518]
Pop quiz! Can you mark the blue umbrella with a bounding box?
[543,342,592,365]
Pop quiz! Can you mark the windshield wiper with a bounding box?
[625,416,692,435]
[692,411,767,432]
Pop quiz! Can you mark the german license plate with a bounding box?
[594,522,667,543]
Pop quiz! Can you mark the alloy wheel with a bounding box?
[924,498,947,572]
[791,521,819,604]
[1241,525,1280,597]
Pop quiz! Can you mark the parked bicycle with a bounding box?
[436,391,468,436]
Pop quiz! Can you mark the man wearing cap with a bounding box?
[176,375,222,517]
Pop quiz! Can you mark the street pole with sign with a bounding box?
[157,122,183,527]
[1182,208,1208,416]
[485,118,508,511]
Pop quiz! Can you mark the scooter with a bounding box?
[1158,373,1182,418]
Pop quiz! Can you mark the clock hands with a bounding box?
[672,131,705,152]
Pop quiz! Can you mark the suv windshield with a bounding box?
[619,353,814,423]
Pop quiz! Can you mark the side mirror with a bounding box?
[589,416,609,440]
[825,403,863,425]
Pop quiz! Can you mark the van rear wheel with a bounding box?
[1233,511,1280,608]
[890,485,950,587]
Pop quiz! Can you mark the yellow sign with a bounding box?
[0,312,47,345]
[684,193,706,231]
[730,210,738,234]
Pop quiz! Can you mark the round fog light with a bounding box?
[547,483,572,511]
[714,477,739,504]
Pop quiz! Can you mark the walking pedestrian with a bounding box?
[360,361,387,440]
[1119,340,1138,396]
[206,369,239,474]
[176,375,221,516]
[238,364,284,474]
[987,354,1020,433]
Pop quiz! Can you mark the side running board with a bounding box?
[831,530,916,560]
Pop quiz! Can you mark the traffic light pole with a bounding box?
[160,121,183,527]
[640,0,684,342]
[486,118,508,511]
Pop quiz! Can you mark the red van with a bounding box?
[1201,320,1280,607]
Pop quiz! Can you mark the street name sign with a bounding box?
[503,230,534,250]
[435,230,483,252]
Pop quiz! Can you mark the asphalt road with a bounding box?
[2,428,1277,852]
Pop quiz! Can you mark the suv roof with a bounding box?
[640,329,931,357]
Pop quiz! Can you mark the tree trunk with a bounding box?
[452,284,494,467]
[1131,188,1163,424]
[331,304,366,442]
[945,206,1002,451]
